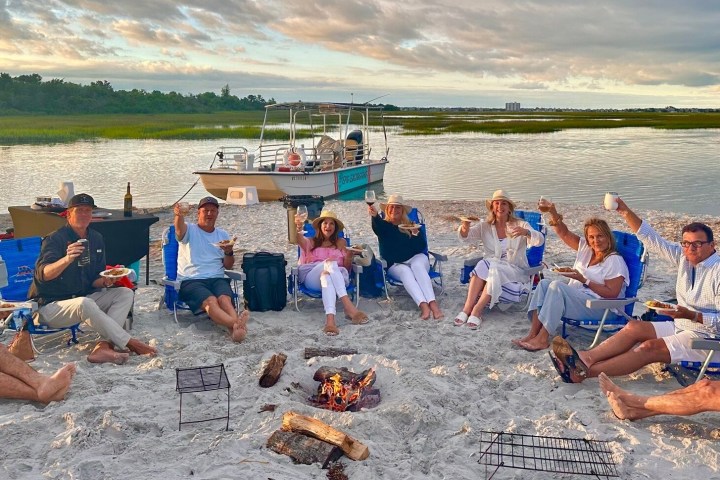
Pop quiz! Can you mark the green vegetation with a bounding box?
[1,73,719,144]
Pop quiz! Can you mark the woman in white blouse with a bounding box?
[455,190,545,329]
[513,203,629,351]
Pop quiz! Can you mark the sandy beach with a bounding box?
[1,198,719,479]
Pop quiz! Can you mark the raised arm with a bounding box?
[616,198,642,233]
[173,203,188,241]
[546,203,580,251]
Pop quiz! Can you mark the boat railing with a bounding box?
[240,140,379,173]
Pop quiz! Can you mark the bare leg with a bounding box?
[585,338,670,378]
[470,292,490,318]
[419,302,431,320]
[461,275,485,315]
[0,345,76,403]
[429,300,444,319]
[580,320,658,367]
[87,341,129,364]
[324,313,339,335]
[512,310,543,345]
[231,310,249,342]
[203,296,245,341]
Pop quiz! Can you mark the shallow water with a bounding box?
[1,128,718,215]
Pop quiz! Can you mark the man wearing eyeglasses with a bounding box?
[549,197,720,383]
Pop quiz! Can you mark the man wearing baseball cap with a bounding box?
[173,196,248,342]
[28,193,157,364]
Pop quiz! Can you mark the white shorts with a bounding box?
[653,321,720,364]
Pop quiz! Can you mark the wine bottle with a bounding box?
[123,182,133,217]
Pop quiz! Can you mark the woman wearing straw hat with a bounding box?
[368,194,443,320]
[455,190,545,329]
[295,210,368,336]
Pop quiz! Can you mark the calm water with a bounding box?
[2,128,719,215]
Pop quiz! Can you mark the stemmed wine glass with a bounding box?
[365,190,376,206]
[296,204,308,222]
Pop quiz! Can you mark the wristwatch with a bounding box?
[583,278,591,287]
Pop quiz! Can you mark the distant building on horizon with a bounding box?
[505,102,521,111]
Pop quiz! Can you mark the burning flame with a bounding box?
[316,368,375,412]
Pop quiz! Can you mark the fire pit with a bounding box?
[309,366,381,412]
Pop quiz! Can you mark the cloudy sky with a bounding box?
[2,1,719,108]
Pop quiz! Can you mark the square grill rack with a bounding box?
[478,431,619,479]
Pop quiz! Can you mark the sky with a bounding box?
[1,1,720,108]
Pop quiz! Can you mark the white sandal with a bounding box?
[466,315,482,330]
[454,312,468,326]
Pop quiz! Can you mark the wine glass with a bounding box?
[538,196,551,225]
[364,190,376,206]
[296,204,308,222]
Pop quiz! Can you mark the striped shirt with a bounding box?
[637,221,720,330]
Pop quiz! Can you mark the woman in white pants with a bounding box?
[369,194,443,320]
[513,203,628,352]
[296,210,368,336]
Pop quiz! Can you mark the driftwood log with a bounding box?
[267,430,343,467]
[313,366,376,387]
[259,353,287,388]
[304,347,358,359]
[282,411,370,461]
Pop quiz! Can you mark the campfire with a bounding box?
[309,366,380,412]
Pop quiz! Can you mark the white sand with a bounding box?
[1,199,719,479]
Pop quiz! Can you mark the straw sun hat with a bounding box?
[485,189,516,210]
[379,194,412,214]
[311,210,344,232]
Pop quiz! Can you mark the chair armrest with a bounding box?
[523,265,544,276]
[290,266,299,275]
[428,251,448,262]
[378,257,388,269]
[691,338,720,350]
[585,297,637,310]
[160,276,182,290]
[351,262,364,274]
[464,256,483,267]
[224,270,246,282]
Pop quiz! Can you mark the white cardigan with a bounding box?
[458,219,544,270]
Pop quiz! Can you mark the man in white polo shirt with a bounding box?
[174,196,248,342]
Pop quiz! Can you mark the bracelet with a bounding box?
[583,278,591,287]
[548,214,563,227]
[224,251,234,257]
[694,311,699,323]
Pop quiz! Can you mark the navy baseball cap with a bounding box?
[68,193,96,208]
[198,196,220,208]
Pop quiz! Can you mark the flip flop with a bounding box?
[454,312,468,326]
[551,337,589,380]
[323,325,339,336]
[548,351,574,383]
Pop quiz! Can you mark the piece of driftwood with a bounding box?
[313,366,376,386]
[267,430,343,467]
[304,347,358,359]
[282,411,370,461]
[259,353,287,388]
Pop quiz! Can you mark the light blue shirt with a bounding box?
[177,223,230,281]
[637,221,720,330]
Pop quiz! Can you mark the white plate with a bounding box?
[212,240,236,248]
[551,267,576,277]
[92,211,112,218]
[0,302,32,312]
[674,318,719,338]
[99,267,131,279]
[398,224,420,231]
[644,301,677,312]
[458,215,480,223]
[346,246,364,254]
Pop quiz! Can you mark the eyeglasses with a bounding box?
[679,240,711,249]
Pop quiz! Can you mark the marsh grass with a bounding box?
[1,111,719,145]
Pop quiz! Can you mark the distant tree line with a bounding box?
[0,73,275,115]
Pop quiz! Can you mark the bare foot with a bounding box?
[88,343,129,365]
[511,333,535,346]
[430,303,444,320]
[607,392,643,420]
[598,372,623,397]
[37,363,77,403]
[238,309,250,326]
[518,338,550,352]
[419,303,431,320]
[323,324,339,336]
[231,322,247,342]
[126,338,158,357]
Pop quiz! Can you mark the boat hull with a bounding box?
[195,161,387,201]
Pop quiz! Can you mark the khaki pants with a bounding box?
[38,288,134,348]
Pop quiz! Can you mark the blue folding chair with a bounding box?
[561,230,648,348]
[378,208,447,301]
[459,210,547,309]
[0,236,81,345]
[160,226,245,324]
[288,224,361,311]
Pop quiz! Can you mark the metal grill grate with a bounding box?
[478,431,619,479]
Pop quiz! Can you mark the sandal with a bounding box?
[548,351,573,383]
[466,315,482,330]
[454,312,468,326]
[551,337,588,380]
[323,325,339,336]
[345,311,369,325]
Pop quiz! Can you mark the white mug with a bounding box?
[604,192,619,211]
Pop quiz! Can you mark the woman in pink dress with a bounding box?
[295,210,368,335]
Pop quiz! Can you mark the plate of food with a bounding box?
[458,215,481,223]
[346,245,365,254]
[0,302,32,311]
[212,238,237,249]
[674,318,719,338]
[644,299,677,313]
[99,267,132,279]
[551,266,576,276]
[398,223,420,231]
